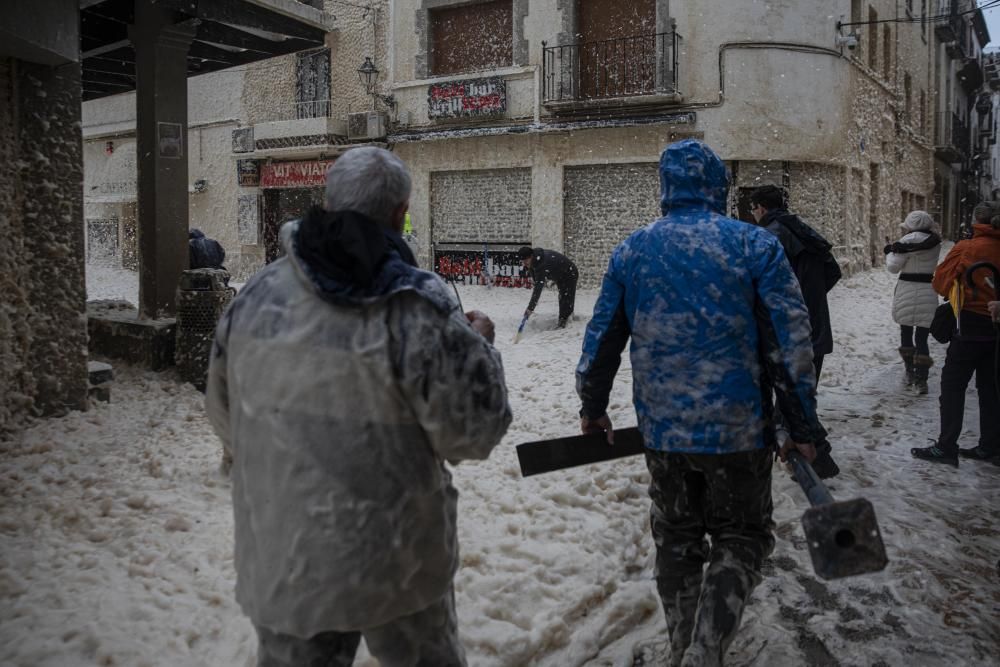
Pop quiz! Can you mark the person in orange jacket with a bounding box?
[912,203,1000,466]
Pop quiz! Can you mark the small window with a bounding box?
[904,73,912,123]
[919,89,926,133]
[430,0,513,76]
[883,25,891,79]
[868,7,878,70]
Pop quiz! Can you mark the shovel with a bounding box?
[786,450,889,580]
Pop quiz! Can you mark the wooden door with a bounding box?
[577,0,656,98]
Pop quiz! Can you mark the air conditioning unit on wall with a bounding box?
[347,111,387,140]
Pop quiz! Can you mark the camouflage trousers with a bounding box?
[645,448,775,667]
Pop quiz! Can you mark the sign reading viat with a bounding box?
[260,160,335,188]
[428,77,507,119]
[434,244,533,288]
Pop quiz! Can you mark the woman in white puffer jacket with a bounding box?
[885,210,942,392]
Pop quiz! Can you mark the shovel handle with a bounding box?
[786,450,835,507]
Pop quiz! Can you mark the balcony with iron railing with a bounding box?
[935,110,970,163]
[542,31,681,110]
[249,98,349,153]
[934,0,961,41]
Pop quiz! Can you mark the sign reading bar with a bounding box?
[428,77,507,119]
[260,160,335,188]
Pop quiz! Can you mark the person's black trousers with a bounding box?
[936,335,1000,455]
[556,266,578,324]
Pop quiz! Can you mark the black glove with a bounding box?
[883,244,892,255]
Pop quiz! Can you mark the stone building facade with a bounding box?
[383,0,960,284]
[82,72,249,276]
[79,0,993,289]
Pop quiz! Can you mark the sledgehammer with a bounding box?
[515,427,888,580]
[785,450,888,580]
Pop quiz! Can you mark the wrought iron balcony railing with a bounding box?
[542,31,681,104]
[253,98,332,123]
[935,110,970,162]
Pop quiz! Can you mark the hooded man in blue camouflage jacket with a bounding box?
[576,140,823,666]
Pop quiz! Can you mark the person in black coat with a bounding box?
[519,246,579,328]
[750,186,843,478]
[189,228,226,270]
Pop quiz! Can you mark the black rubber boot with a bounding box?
[911,443,958,467]
[958,446,1000,465]
[912,354,933,395]
[898,346,916,386]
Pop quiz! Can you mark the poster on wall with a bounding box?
[232,127,255,153]
[237,159,261,187]
[157,122,183,159]
[238,194,260,245]
[428,77,506,119]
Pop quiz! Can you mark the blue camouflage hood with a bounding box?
[659,139,729,216]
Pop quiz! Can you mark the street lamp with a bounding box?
[357,56,396,110]
[357,56,379,95]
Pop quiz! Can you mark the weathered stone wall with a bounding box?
[430,168,531,242]
[243,56,297,125]
[563,163,660,286]
[326,0,387,117]
[1,57,89,437]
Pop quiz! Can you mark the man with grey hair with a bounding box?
[206,146,512,666]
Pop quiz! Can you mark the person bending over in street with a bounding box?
[577,140,823,667]
[749,185,842,479]
[912,203,1000,466]
[884,210,942,393]
[519,246,579,328]
[206,147,512,667]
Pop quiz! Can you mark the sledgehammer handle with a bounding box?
[786,450,835,507]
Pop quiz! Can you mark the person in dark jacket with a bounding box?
[519,246,579,328]
[189,229,226,270]
[577,140,823,667]
[750,185,842,480]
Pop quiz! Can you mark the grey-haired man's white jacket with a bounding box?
[206,210,511,638]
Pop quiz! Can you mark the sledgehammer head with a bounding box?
[802,498,888,580]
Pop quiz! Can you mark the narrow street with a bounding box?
[1,267,997,667]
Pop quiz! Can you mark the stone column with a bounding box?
[130,0,195,319]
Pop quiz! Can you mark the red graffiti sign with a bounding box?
[428,77,507,119]
[261,160,335,188]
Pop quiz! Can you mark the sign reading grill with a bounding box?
[428,77,507,119]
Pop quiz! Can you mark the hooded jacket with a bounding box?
[576,140,822,453]
[189,228,226,269]
[205,207,511,636]
[886,211,941,328]
[757,209,841,356]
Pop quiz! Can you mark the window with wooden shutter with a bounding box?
[429,0,513,76]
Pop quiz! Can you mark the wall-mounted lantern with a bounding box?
[357,57,396,111]
[357,57,379,95]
